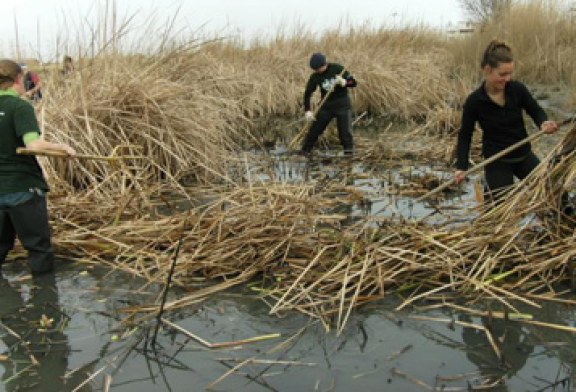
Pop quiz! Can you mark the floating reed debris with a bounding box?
[161,318,281,349]
[391,367,505,391]
[36,127,575,335]
[49,122,576,332]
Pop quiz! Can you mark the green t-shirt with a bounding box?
[0,89,49,194]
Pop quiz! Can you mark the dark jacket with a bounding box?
[303,63,356,112]
[24,71,42,101]
[456,80,547,170]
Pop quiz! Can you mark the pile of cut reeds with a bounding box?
[41,51,253,196]
[37,126,574,332]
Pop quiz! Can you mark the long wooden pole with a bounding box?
[16,147,143,162]
[416,118,575,203]
[17,147,109,161]
[415,130,547,203]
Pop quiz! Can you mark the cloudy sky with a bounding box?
[2,0,464,62]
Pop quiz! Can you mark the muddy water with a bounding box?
[0,263,574,391]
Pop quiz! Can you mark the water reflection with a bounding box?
[0,274,89,391]
[459,313,534,390]
[0,264,572,391]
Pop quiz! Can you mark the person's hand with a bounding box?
[541,120,558,134]
[454,170,466,184]
[305,111,315,122]
[334,75,347,87]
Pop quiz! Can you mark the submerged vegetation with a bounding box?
[10,0,576,334]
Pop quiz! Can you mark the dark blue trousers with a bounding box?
[0,194,54,274]
[301,107,354,154]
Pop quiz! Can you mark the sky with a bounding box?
[2,0,465,62]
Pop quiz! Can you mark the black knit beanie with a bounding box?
[309,53,326,70]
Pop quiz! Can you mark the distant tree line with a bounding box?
[458,0,513,24]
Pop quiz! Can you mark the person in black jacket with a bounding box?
[454,40,558,202]
[21,64,43,102]
[301,52,357,156]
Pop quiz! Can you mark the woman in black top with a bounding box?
[454,40,558,201]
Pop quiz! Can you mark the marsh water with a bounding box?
[2,128,576,391]
[0,261,574,392]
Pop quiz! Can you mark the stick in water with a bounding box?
[151,237,183,346]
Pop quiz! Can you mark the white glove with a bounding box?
[305,111,315,122]
[334,75,347,87]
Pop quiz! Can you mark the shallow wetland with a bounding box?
[2,120,576,391]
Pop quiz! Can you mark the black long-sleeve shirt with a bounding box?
[303,63,357,112]
[455,80,547,170]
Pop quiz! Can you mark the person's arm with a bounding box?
[303,77,317,112]
[341,70,357,88]
[24,132,76,155]
[454,96,477,183]
[519,82,546,127]
[519,82,558,134]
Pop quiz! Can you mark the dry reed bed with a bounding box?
[27,6,576,330]
[32,32,468,213]
[38,59,574,330]
[43,129,575,332]
[42,51,253,192]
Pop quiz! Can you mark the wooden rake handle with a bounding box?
[16,147,144,162]
[416,117,576,203]
[17,147,115,161]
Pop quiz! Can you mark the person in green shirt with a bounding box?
[0,59,75,275]
[301,52,357,156]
